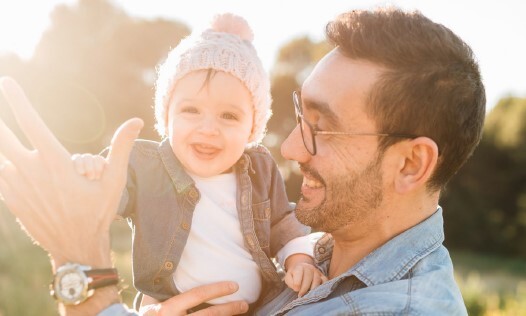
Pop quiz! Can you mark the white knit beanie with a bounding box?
[154,13,272,144]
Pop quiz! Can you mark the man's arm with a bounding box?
[0,77,247,315]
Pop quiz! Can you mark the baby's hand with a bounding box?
[284,261,328,297]
[71,153,106,180]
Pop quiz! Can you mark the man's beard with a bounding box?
[295,155,384,233]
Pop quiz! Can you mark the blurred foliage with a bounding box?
[441,97,526,258]
[0,0,189,155]
[452,250,526,315]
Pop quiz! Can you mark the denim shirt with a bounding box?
[118,139,309,304]
[255,208,467,316]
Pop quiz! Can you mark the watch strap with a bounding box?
[85,268,119,290]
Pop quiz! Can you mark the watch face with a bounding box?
[53,265,89,304]
[58,271,86,301]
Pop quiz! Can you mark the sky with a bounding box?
[0,0,525,112]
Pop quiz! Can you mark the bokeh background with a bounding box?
[0,0,525,315]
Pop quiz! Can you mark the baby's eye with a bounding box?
[221,112,238,120]
[180,106,199,114]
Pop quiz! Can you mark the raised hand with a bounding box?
[0,77,143,267]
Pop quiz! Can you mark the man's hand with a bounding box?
[142,282,248,316]
[0,76,142,268]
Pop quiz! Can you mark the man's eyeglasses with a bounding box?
[293,90,419,155]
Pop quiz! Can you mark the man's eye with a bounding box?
[221,112,238,120]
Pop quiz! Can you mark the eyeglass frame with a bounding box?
[292,90,421,156]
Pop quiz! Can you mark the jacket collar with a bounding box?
[316,207,444,287]
[158,138,194,194]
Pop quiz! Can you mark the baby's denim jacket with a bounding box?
[115,139,310,305]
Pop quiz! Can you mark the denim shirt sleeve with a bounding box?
[97,303,137,316]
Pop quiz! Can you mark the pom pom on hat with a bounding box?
[154,12,272,144]
[210,13,254,42]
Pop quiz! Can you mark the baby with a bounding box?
[73,13,326,313]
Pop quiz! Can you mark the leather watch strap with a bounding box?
[85,268,119,290]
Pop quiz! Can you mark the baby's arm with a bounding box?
[71,153,107,180]
[278,233,328,297]
[284,253,328,297]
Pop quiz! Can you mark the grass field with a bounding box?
[1,204,525,315]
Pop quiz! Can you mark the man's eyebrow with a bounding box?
[303,98,340,128]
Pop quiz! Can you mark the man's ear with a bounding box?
[393,137,439,193]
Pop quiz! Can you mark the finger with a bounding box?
[162,281,239,313]
[82,154,96,180]
[284,270,294,290]
[0,162,22,213]
[298,270,313,297]
[310,273,322,290]
[104,118,143,181]
[0,114,29,164]
[71,154,87,175]
[93,156,106,180]
[0,77,67,157]
[292,267,304,290]
[191,301,249,316]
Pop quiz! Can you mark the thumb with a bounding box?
[105,118,143,179]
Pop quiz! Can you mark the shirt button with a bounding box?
[264,207,271,218]
[318,246,326,254]
[188,188,199,202]
[164,261,174,270]
[181,221,190,230]
[241,193,248,204]
[153,278,161,285]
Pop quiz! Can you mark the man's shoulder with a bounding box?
[348,245,466,315]
[259,245,467,316]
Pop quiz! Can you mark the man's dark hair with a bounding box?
[326,7,486,191]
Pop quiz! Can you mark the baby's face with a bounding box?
[167,70,254,177]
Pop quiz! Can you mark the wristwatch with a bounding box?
[50,262,119,305]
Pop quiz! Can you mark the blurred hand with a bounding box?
[0,77,143,268]
[141,281,249,316]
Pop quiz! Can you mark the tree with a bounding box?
[442,97,526,257]
[1,0,190,154]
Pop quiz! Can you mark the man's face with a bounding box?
[281,49,386,233]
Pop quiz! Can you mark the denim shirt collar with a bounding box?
[158,138,253,194]
[316,207,444,287]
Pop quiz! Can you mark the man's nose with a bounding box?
[281,124,310,163]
